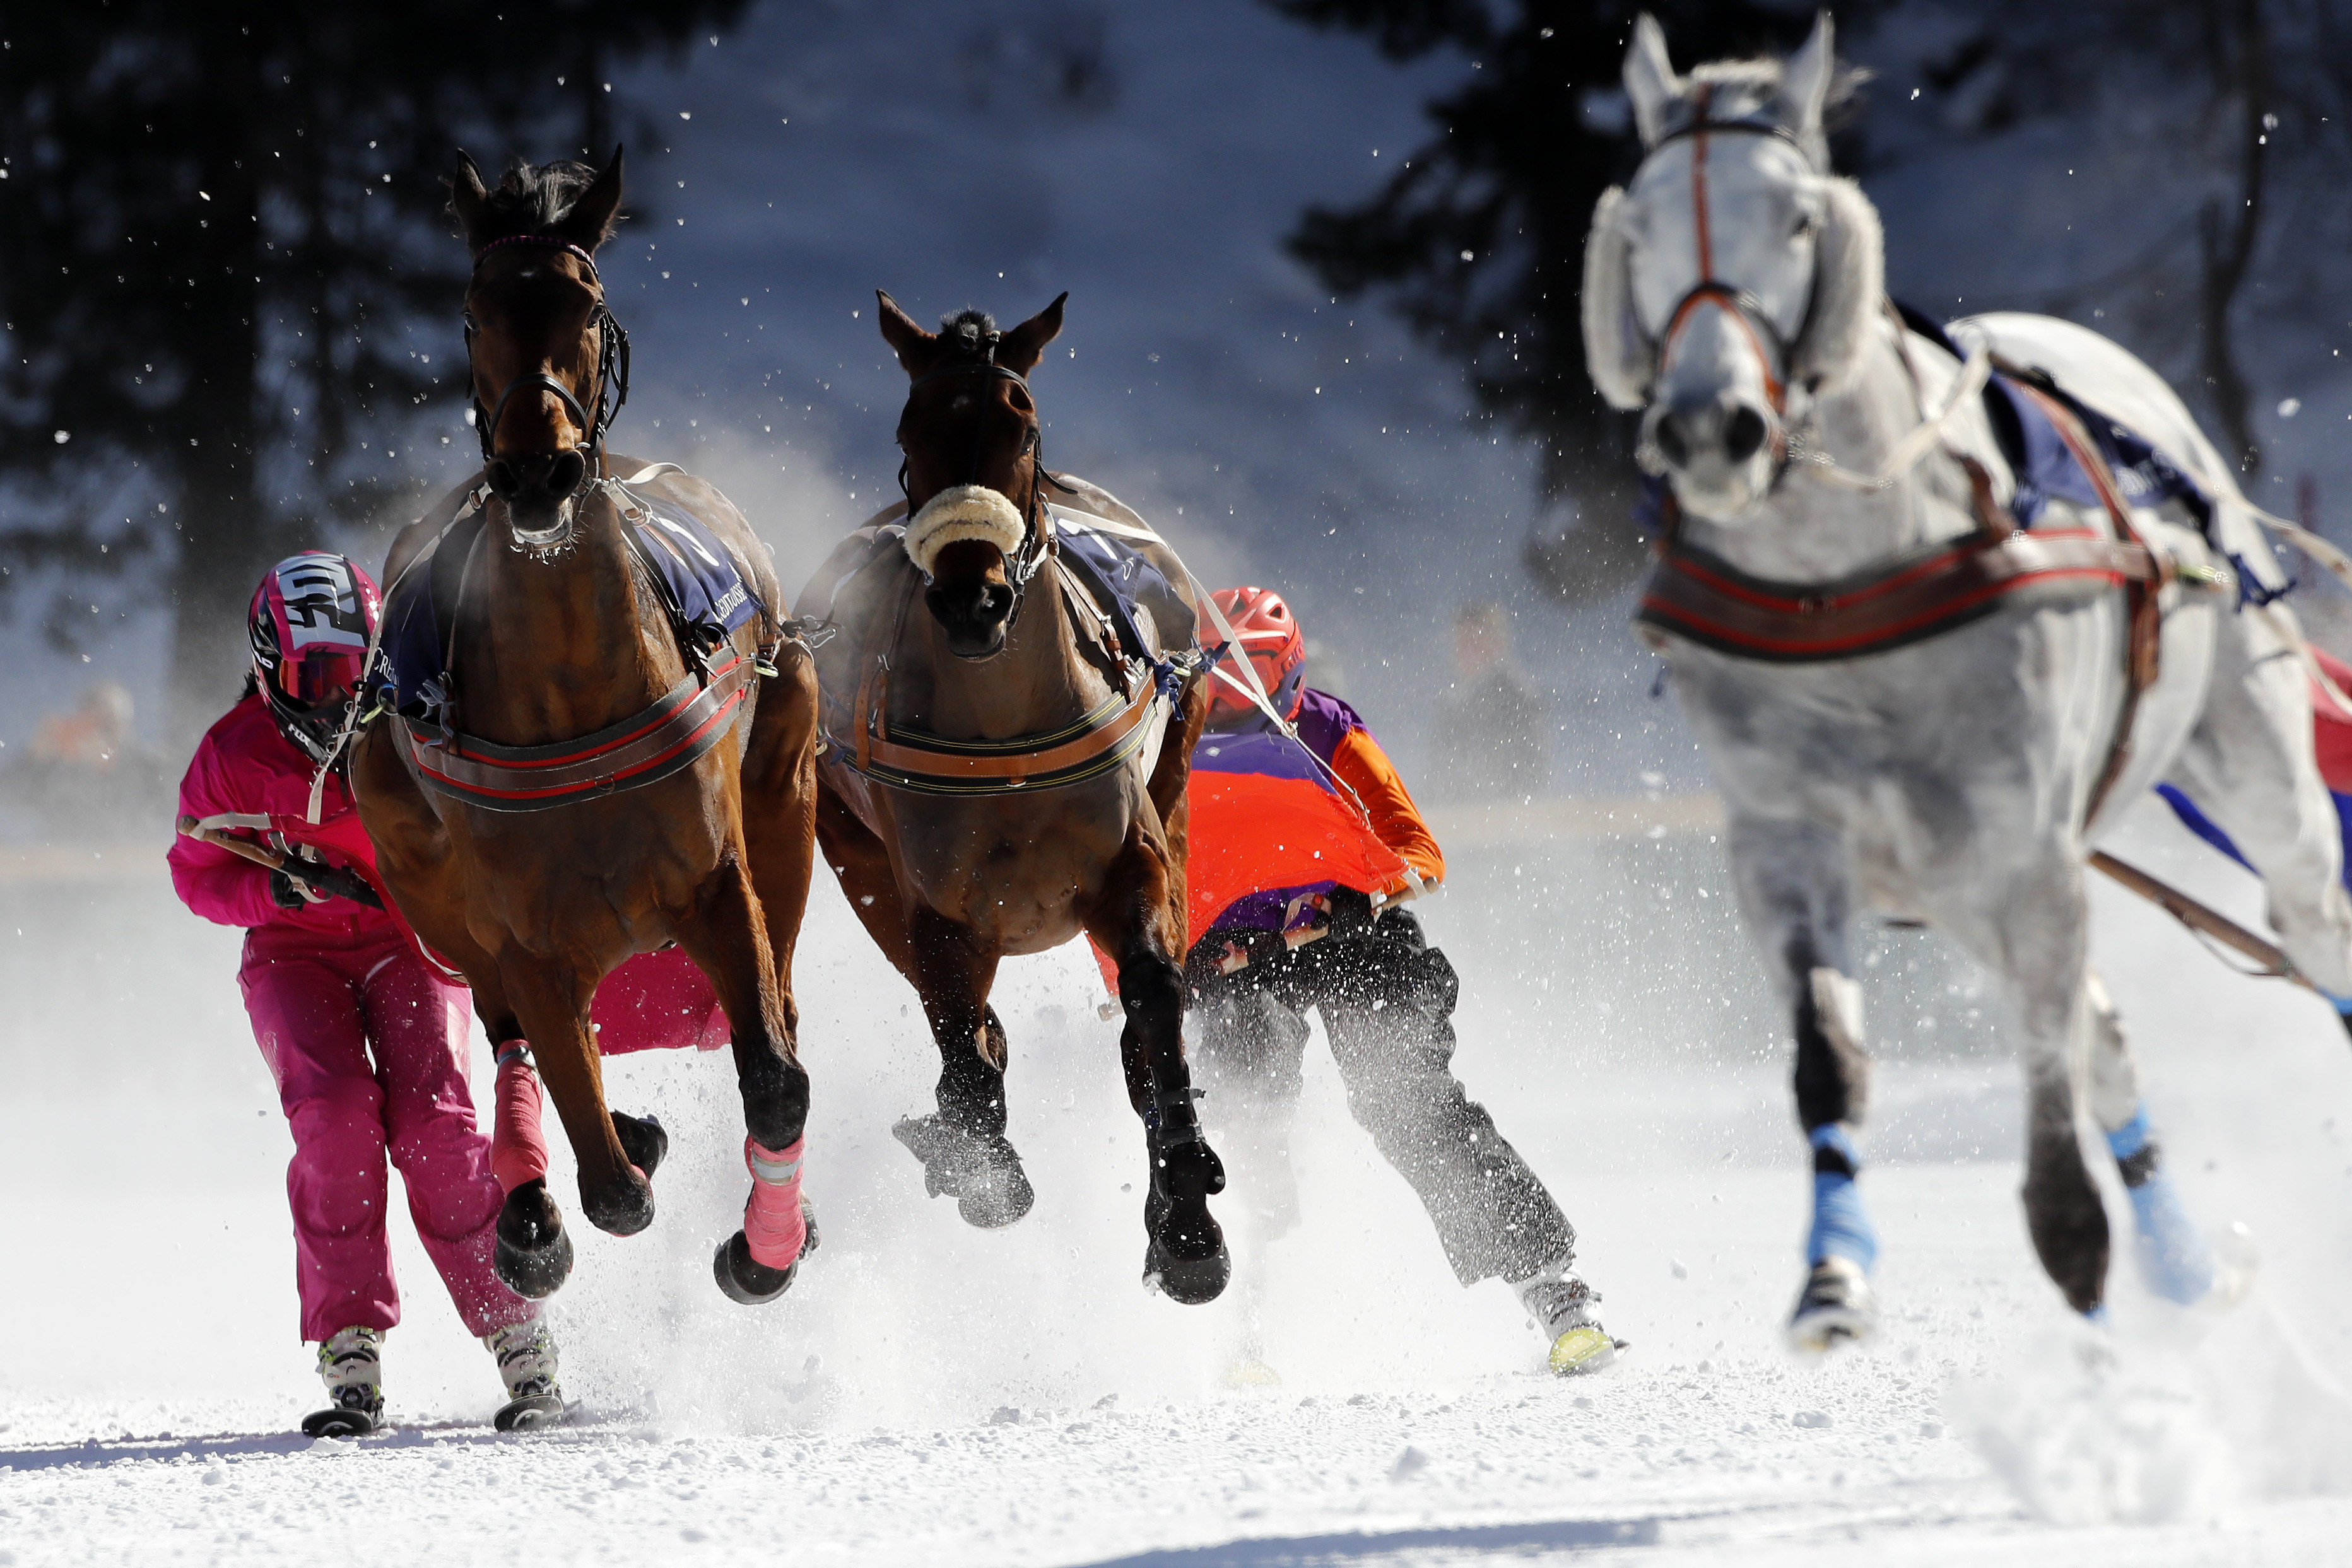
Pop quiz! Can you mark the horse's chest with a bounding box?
[890,787,1136,950]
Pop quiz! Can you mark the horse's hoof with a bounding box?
[892,1115,1035,1229]
[582,1168,656,1237]
[495,1181,575,1300]
[1787,1257,1875,1354]
[1143,1231,1232,1305]
[713,1203,817,1306]
[957,1154,1035,1229]
[611,1110,669,1180]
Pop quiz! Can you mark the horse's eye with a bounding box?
[1792,213,1818,240]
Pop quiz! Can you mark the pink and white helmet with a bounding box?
[247,553,380,755]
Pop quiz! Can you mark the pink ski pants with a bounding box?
[239,928,532,1343]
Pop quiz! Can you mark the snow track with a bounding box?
[6,802,2352,1564]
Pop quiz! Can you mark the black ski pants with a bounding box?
[1186,905,1574,1285]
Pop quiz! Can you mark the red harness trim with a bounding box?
[1635,389,2163,666]
[397,652,750,811]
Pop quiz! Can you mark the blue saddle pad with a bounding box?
[1050,505,1194,681]
[375,484,763,726]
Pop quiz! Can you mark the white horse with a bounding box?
[1582,11,2352,1346]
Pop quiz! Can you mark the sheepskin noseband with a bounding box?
[904,484,1028,578]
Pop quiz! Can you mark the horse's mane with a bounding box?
[461,160,620,247]
[937,308,999,361]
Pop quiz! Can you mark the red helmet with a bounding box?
[249,552,381,760]
[1198,585,1305,725]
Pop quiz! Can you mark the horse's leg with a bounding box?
[2165,600,2352,1004]
[1956,854,2111,1316]
[899,905,1030,1227]
[2081,970,2231,1304]
[672,843,814,1304]
[1086,813,1228,1306]
[816,785,1032,1226]
[500,954,654,1241]
[1727,816,1879,1349]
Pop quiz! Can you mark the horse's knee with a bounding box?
[737,1048,810,1151]
[1792,966,1870,1130]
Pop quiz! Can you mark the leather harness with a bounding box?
[1636,375,2168,826]
[826,511,1170,797]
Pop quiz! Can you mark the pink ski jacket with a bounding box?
[168,692,396,941]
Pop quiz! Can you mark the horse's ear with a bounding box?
[876,290,938,377]
[1623,14,1680,149]
[556,146,625,252]
[1779,13,1835,142]
[449,151,490,247]
[1581,187,1653,411]
[1789,175,1883,397]
[997,293,1067,375]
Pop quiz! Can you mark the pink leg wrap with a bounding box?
[491,1044,551,1195]
[743,1135,807,1270]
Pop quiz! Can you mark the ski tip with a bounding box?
[493,1393,568,1433]
[1221,1357,1283,1389]
[1548,1326,1621,1376]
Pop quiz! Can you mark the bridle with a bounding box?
[895,329,1054,635]
[461,234,632,499]
[1638,88,1818,466]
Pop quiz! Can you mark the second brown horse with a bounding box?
[803,293,1230,1302]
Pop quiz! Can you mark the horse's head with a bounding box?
[450,148,629,550]
[1582,13,1883,524]
[879,291,1066,660]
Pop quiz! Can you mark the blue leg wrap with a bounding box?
[2106,1106,2215,1306]
[1805,1123,1878,1272]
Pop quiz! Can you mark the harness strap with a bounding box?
[396,652,751,812]
[852,683,1158,788]
[2022,385,2167,826]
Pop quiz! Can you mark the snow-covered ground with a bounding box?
[6,798,2352,1565]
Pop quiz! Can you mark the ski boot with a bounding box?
[1787,1256,1876,1352]
[301,1325,385,1437]
[1515,1264,1623,1375]
[486,1315,566,1432]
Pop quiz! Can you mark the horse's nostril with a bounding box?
[1655,414,1691,469]
[980,585,1015,625]
[1724,406,1768,462]
[548,450,586,497]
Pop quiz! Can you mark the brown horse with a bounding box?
[801,294,1229,1303]
[350,150,821,1306]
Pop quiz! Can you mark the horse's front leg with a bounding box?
[1957,854,2111,1316]
[500,952,654,1244]
[1728,815,1879,1349]
[1086,812,1228,1306]
[897,903,1031,1227]
[675,842,814,1305]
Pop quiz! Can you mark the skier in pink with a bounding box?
[168,553,561,1436]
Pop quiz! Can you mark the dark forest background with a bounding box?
[0,3,744,725]
[4,0,2349,744]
